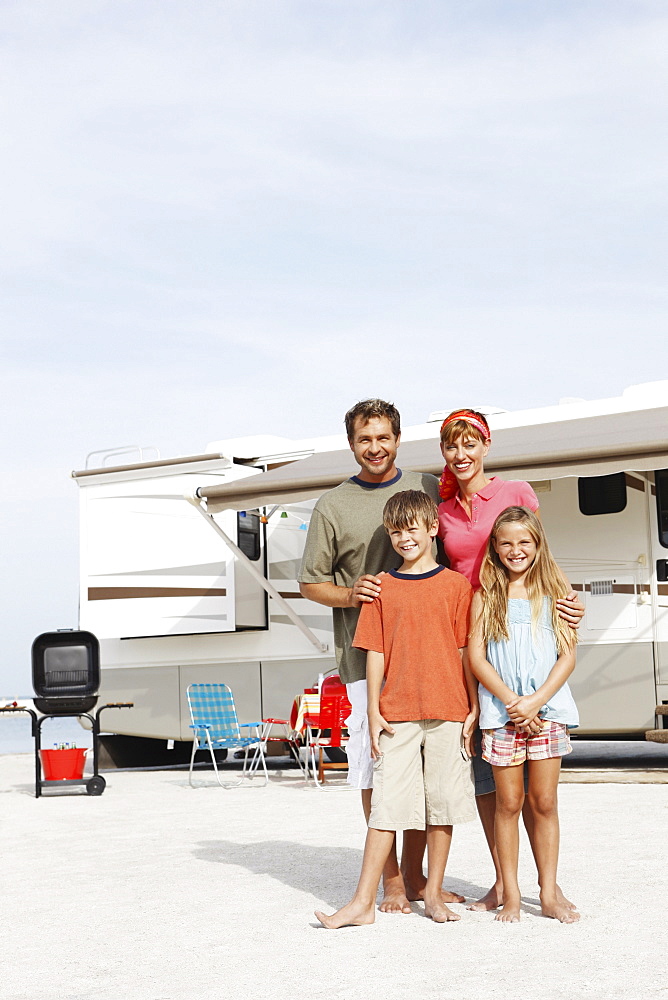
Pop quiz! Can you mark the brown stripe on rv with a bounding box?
[568,584,637,595]
[88,587,227,600]
[624,473,646,492]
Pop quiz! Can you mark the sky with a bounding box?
[1,0,667,693]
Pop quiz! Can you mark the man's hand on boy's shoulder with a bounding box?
[368,710,395,759]
[349,572,386,607]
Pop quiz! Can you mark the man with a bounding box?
[298,398,465,912]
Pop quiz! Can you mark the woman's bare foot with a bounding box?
[541,896,581,924]
[379,873,412,913]
[315,898,376,928]
[495,900,521,923]
[424,896,461,923]
[467,883,503,911]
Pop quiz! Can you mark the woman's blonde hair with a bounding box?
[477,506,577,651]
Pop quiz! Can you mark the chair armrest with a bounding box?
[239,722,262,729]
[189,723,211,731]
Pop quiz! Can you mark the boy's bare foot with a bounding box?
[314,899,376,928]
[424,897,461,923]
[541,897,581,924]
[495,901,521,923]
[379,873,412,913]
[467,883,503,911]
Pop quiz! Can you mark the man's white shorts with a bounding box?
[345,679,374,789]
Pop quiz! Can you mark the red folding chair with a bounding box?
[304,675,352,785]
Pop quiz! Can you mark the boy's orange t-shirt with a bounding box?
[352,565,472,723]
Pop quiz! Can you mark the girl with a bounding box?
[468,506,580,924]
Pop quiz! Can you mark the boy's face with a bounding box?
[388,519,438,566]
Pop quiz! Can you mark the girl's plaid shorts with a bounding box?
[482,721,572,766]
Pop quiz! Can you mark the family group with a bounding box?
[299,399,582,927]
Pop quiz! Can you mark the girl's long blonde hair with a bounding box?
[478,506,577,652]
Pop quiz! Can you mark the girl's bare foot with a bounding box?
[556,885,578,911]
[495,901,521,923]
[424,897,461,923]
[315,899,376,928]
[467,883,503,911]
[541,896,581,924]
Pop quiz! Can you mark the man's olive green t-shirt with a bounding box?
[297,469,441,685]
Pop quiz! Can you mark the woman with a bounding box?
[436,408,583,913]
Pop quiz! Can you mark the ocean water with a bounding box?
[0,712,93,755]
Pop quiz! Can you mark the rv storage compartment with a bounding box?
[32,630,100,715]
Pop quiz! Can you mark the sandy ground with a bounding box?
[1,754,667,1000]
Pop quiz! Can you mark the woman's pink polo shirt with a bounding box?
[437,477,539,590]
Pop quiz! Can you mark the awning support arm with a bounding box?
[186,497,328,654]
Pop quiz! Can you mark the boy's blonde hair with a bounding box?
[478,506,577,652]
[383,490,438,532]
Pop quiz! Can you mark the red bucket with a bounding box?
[40,748,87,781]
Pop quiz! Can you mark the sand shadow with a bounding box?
[194,839,487,910]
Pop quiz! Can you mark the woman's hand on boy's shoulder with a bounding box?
[556,590,585,629]
[368,711,395,759]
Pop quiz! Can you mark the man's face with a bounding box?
[349,416,400,481]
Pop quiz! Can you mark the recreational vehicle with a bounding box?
[72,382,668,747]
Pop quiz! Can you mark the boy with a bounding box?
[315,491,478,928]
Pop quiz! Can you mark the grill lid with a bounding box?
[32,630,100,700]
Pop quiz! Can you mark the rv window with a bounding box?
[656,469,668,548]
[237,512,261,561]
[578,474,627,516]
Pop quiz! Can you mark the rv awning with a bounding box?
[201,405,668,512]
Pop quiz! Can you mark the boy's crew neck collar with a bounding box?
[350,469,402,489]
[389,565,445,581]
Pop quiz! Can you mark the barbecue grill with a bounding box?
[32,629,100,715]
[0,629,132,797]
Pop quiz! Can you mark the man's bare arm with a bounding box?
[299,575,383,609]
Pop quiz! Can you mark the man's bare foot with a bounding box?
[495,900,521,923]
[541,897,581,924]
[467,883,503,911]
[379,873,412,913]
[424,896,461,923]
[315,899,376,929]
[403,874,465,905]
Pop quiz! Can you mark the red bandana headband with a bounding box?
[438,410,491,501]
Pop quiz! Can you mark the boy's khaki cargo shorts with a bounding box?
[369,719,476,831]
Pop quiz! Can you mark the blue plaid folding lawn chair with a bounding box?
[187,683,268,788]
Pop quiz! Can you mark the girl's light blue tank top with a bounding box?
[478,598,579,730]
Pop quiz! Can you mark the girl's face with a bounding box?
[492,522,538,580]
[440,433,490,485]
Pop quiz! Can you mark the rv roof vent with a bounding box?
[426,406,507,424]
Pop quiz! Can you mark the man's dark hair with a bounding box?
[344,399,401,441]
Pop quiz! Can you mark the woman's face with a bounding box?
[440,432,490,486]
